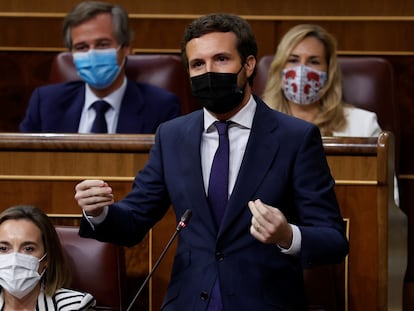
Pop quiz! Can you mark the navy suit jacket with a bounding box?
[79,97,348,310]
[19,80,180,133]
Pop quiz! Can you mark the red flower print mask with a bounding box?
[282,65,327,105]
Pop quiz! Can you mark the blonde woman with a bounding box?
[262,24,381,137]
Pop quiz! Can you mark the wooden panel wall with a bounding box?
[1,0,414,16]
[2,15,414,54]
[0,1,413,309]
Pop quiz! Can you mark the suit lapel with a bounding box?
[61,85,85,132]
[178,112,219,237]
[116,81,145,132]
[219,99,280,236]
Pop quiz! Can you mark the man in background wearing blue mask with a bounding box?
[19,1,180,133]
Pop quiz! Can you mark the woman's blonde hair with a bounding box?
[262,24,347,135]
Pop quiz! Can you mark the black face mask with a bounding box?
[190,68,246,114]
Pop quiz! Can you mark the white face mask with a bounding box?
[282,65,327,105]
[0,252,46,299]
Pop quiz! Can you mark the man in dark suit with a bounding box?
[74,13,348,310]
[19,1,180,133]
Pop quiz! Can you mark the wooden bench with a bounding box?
[0,132,405,310]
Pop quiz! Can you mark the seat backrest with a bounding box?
[253,55,399,171]
[55,225,126,311]
[48,52,198,114]
[338,57,397,137]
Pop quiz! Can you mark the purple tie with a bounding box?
[206,121,229,311]
[91,100,110,133]
[208,121,230,227]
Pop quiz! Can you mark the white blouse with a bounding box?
[332,106,382,137]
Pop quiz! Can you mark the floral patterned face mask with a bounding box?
[282,65,327,105]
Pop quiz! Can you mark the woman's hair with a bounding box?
[0,205,71,296]
[180,13,258,85]
[63,1,133,50]
[262,24,347,135]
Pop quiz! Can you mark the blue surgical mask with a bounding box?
[73,48,123,89]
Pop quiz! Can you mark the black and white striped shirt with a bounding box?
[0,288,96,310]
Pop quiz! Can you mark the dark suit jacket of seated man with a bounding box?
[19,79,181,133]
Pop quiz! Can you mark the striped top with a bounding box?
[0,288,96,310]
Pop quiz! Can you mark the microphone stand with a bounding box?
[126,209,192,311]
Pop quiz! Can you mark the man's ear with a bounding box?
[245,55,256,78]
[121,44,131,56]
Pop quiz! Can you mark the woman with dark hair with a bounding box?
[0,205,95,310]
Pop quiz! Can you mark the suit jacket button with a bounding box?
[200,291,209,300]
[215,251,224,261]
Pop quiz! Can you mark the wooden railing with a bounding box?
[0,132,406,310]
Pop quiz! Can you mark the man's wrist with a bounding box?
[82,206,109,227]
[278,224,301,255]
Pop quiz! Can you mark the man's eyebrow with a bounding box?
[73,38,113,45]
[72,41,88,47]
[95,38,113,43]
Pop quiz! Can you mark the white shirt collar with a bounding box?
[84,76,127,112]
[203,94,256,131]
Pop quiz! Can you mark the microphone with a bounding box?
[126,209,192,311]
[176,209,192,231]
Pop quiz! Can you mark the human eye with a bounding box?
[286,56,299,64]
[0,245,9,253]
[190,60,204,70]
[72,43,89,52]
[218,55,229,62]
[96,40,112,49]
[310,59,321,65]
[22,245,35,254]
[213,53,231,66]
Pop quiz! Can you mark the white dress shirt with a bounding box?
[78,77,127,133]
[202,95,301,255]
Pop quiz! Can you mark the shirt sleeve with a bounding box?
[278,224,301,255]
[82,206,109,230]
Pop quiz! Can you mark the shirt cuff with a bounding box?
[82,206,109,230]
[278,224,301,256]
